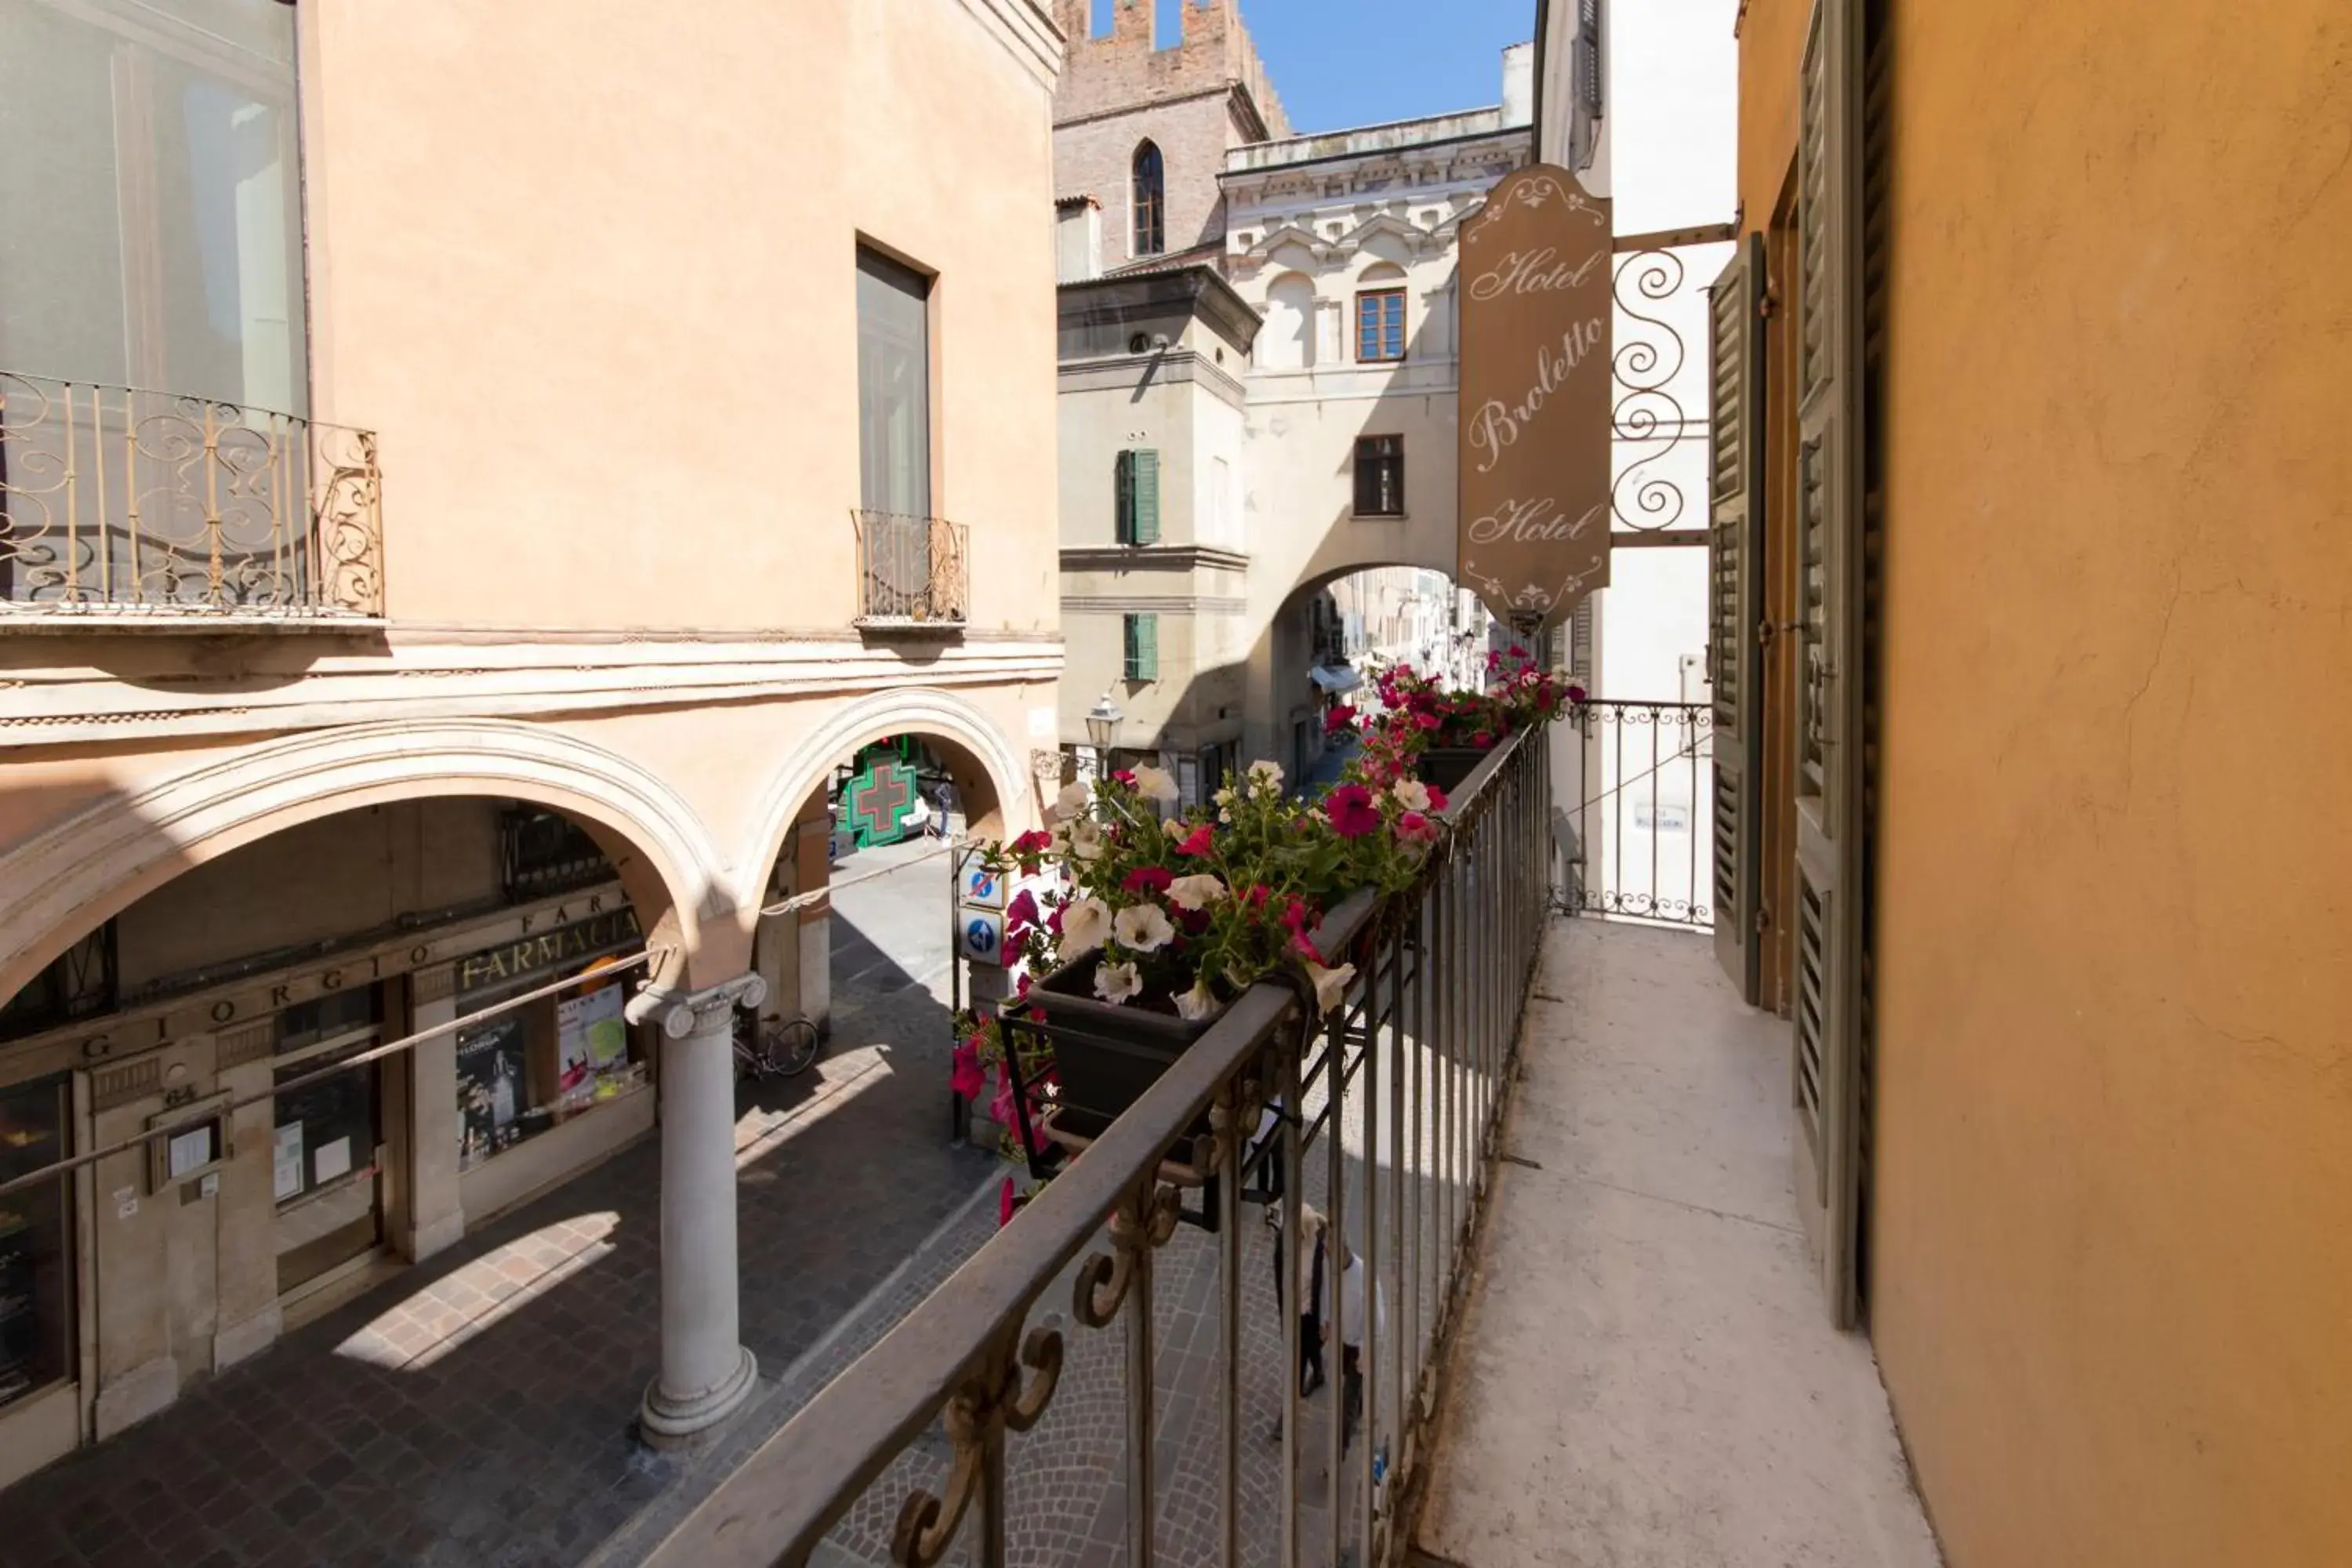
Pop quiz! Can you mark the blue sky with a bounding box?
[1097,0,1539,134]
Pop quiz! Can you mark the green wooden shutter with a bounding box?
[1131,448,1160,544]
[1708,235,1767,1004]
[1791,0,1870,1330]
[1115,450,1137,544]
[1123,612,1160,681]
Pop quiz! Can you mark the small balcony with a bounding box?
[633,728,1938,1568]
[854,510,968,630]
[0,371,383,626]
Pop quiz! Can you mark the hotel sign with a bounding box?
[1457,165,1613,636]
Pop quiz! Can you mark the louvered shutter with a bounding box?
[1708,234,1766,1004]
[1131,449,1161,544]
[1791,0,1868,1330]
[1124,613,1159,681]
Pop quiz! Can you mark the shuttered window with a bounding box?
[1707,234,1766,1003]
[1115,448,1161,545]
[1123,613,1159,681]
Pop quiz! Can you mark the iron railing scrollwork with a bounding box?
[642,728,1555,1568]
[1611,247,1706,536]
[0,371,383,618]
[1559,699,1716,927]
[855,510,970,626]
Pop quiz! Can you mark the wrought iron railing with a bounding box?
[854,510,969,626]
[1558,699,1715,927]
[642,727,1553,1568]
[0,371,383,619]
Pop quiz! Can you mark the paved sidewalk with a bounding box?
[1415,921,1945,1567]
[0,848,986,1568]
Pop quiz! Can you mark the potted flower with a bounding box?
[1347,649,1582,792]
[969,758,1443,1134]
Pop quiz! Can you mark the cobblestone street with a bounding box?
[0,840,992,1568]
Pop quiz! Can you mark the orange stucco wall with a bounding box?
[1743,1,2352,1562]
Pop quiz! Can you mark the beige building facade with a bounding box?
[0,0,1063,1486]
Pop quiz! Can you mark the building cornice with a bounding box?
[0,637,1066,750]
[947,0,1065,92]
[1059,545,1252,573]
[1058,350,1249,408]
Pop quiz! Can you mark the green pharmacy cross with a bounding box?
[845,753,916,848]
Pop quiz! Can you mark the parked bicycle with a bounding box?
[733,1009,822,1080]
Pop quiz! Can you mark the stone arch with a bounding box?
[732,685,1033,916]
[0,719,735,1007]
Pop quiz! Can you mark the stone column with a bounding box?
[794,808,833,1039]
[627,971,764,1448]
[404,963,466,1262]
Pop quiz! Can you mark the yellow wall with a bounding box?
[303,0,1060,633]
[1744,1,2352,1561]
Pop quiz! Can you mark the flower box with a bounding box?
[1414,746,1490,793]
[1024,953,1232,1131]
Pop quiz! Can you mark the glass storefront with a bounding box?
[0,1075,73,1410]
[272,988,386,1296]
[454,912,648,1173]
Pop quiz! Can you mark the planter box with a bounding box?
[1026,955,1231,1133]
[1416,746,1491,793]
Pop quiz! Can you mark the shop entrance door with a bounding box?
[271,993,388,1298]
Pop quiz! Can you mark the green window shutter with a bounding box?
[1708,234,1766,1006]
[1115,450,1136,544]
[1132,448,1160,544]
[1123,612,1159,681]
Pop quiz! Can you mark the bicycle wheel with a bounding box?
[761,1014,822,1076]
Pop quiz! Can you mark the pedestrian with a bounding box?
[1265,1200,1327,1399]
[1318,1228,1383,1451]
[935,777,960,838]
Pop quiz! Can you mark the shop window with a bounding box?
[500,807,615,902]
[0,924,115,1043]
[0,1075,73,1411]
[273,985,385,1295]
[454,916,649,1172]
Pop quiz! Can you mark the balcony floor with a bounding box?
[1417,920,1943,1568]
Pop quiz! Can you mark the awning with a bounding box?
[1309,665,1363,695]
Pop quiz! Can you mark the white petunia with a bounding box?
[1247,759,1284,791]
[1068,819,1107,862]
[1059,896,1112,959]
[1094,960,1143,1004]
[1305,960,1358,1016]
[1112,902,1176,953]
[1055,780,1092,821]
[1130,763,1181,806]
[1213,786,1236,808]
[1174,978,1220,1021]
[1165,874,1227,912]
[1391,779,1432,812]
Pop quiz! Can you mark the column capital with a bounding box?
[625,971,766,1039]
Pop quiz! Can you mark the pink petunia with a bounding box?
[1007,888,1040,929]
[951,1036,986,1099]
[1175,824,1215,856]
[1398,810,1439,844]
[1122,866,1174,896]
[1112,768,1138,786]
[1413,710,1441,731]
[1566,684,1588,704]
[1291,931,1326,964]
[1000,1176,1017,1227]
[1472,731,1493,749]
[1508,643,1527,659]
[1425,784,1450,811]
[1326,783,1381,839]
[1324,703,1357,735]
[1011,829,1052,855]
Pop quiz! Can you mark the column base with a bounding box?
[637,1345,760,1450]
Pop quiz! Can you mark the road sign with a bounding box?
[959,854,1008,912]
[960,909,1007,967]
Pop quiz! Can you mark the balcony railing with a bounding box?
[643,727,1552,1568]
[0,372,383,622]
[1560,699,1715,926]
[854,510,968,628]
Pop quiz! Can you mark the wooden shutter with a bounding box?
[1131,449,1161,544]
[1791,0,1868,1329]
[1115,450,1136,543]
[1708,234,1766,1004]
[1124,613,1158,681]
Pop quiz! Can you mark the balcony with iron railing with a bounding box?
[854,510,969,630]
[619,722,1936,1568]
[0,371,383,625]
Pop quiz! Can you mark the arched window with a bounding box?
[1131,141,1166,258]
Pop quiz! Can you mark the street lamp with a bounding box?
[1084,692,1123,755]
